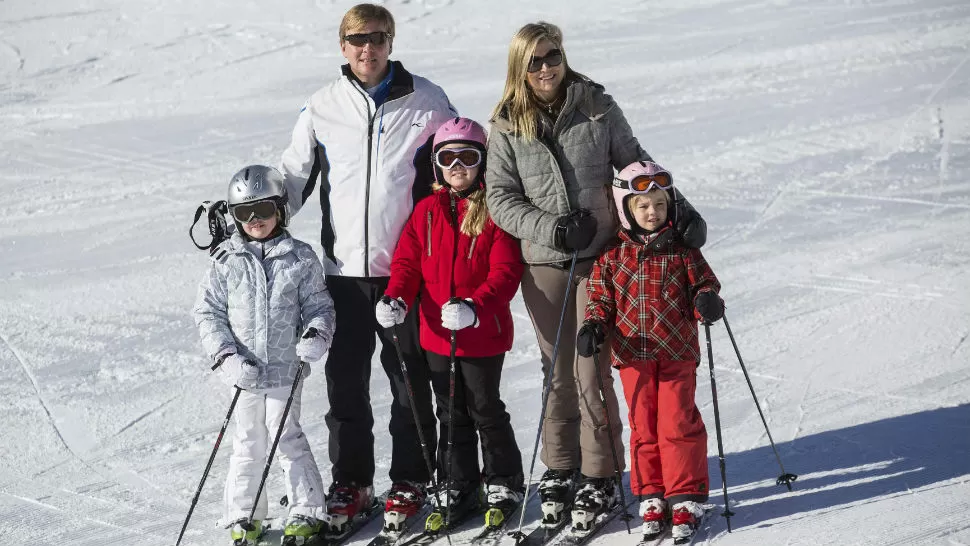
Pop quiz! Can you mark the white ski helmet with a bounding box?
[227,165,290,227]
[612,160,675,231]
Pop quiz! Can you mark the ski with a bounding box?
[366,502,435,546]
[549,499,636,546]
[397,500,485,546]
[313,495,387,546]
[511,515,570,546]
[468,503,522,546]
[670,507,712,546]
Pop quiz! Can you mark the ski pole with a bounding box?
[386,314,444,513]
[722,315,797,490]
[591,350,632,534]
[175,386,242,546]
[511,251,579,543]
[244,360,308,533]
[444,297,461,530]
[704,323,734,532]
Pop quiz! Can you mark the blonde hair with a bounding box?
[339,4,395,40]
[627,189,669,216]
[432,184,489,237]
[491,22,581,141]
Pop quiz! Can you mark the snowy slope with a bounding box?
[1,0,968,545]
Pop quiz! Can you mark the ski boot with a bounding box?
[424,481,480,534]
[670,501,705,544]
[483,484,524,528]
[282,514,324,545]
[228,518,262,545]
[537,468,576,527]
[383,481,427,533]
[326,483,375,535]
[569,476,615,533]
[639,498,669,542]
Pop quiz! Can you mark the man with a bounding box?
[279,3,457,531]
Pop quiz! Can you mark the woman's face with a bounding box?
[439,143,480,192]
[525,38,565,103]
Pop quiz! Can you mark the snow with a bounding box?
[1,0,969,544]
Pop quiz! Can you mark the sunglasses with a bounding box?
[343,31,391,47]
[527,48,563,73]
[613,173,673,193]
[231,200,278,223]
[434,147,482,170]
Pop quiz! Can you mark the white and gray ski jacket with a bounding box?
[280,61,457,278]
[193,232,336,389]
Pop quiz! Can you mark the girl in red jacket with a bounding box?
[576,160,724,545]
[376,118,525,524]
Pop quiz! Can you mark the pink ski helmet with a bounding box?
[613,160,675,231]
[432,117,488,187]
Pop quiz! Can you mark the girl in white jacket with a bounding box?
[193,165,336,545]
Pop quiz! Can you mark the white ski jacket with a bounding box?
[193,232,336,390]
[280,61,457,277]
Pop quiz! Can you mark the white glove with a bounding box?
[376,296,407,329]
[220,353,260,389]
[296,328,330,363]
[441,299,478,331]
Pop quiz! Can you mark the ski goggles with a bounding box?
[230,200,278,223]
[612,173,673,193]
[343,31,391,47]
[527,49,563,73]
[434,147,482,170]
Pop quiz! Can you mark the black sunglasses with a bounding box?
[343,31,391,47]
[527,48,563,73]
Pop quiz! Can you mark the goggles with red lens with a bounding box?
[343,31,391,47]
[230,200,278,223]
[527,49,563,73]
[434,147,482,170]
[612,173,673,193]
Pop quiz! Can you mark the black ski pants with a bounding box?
[427,352,524,492]
[323,275,436,486]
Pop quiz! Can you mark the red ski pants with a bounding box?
[619,359,709,503]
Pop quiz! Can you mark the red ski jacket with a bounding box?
[385,188,524,357]
[585,228,720,365]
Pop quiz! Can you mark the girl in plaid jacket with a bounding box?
[577,160,724,544]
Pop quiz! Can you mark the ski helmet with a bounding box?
[432,117,488,188]
[613,160,675,231]
[227,165,290,228]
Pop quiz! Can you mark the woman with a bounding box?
[485,21,707,527]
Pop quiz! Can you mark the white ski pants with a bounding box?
[224,382,325,523]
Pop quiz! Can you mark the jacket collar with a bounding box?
[618,225,677,253]
[227,231,295,259]
[490,73,616,135]
[341,60,415,103]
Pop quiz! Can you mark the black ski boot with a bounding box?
[537,468,577,527]
[570,476,615,533]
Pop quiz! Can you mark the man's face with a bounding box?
[340,20,391,87]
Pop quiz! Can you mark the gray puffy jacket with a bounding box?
[486,76,651,265]
[193,232,335,390]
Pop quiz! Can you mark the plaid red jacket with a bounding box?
[585,227,720,365]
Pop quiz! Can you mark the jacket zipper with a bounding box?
[467,235,477,260]
[427,210,433,257]
[494,314,501,334]
[351,83,377,277]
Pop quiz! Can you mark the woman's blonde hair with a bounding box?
[432,183,489,238]
[491,22,578,141]
[339,4,395,40]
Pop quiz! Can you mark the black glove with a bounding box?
[673,197,707,249]
[694,291,724,324]
[554,209,597,252]
[576,321,606,357]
